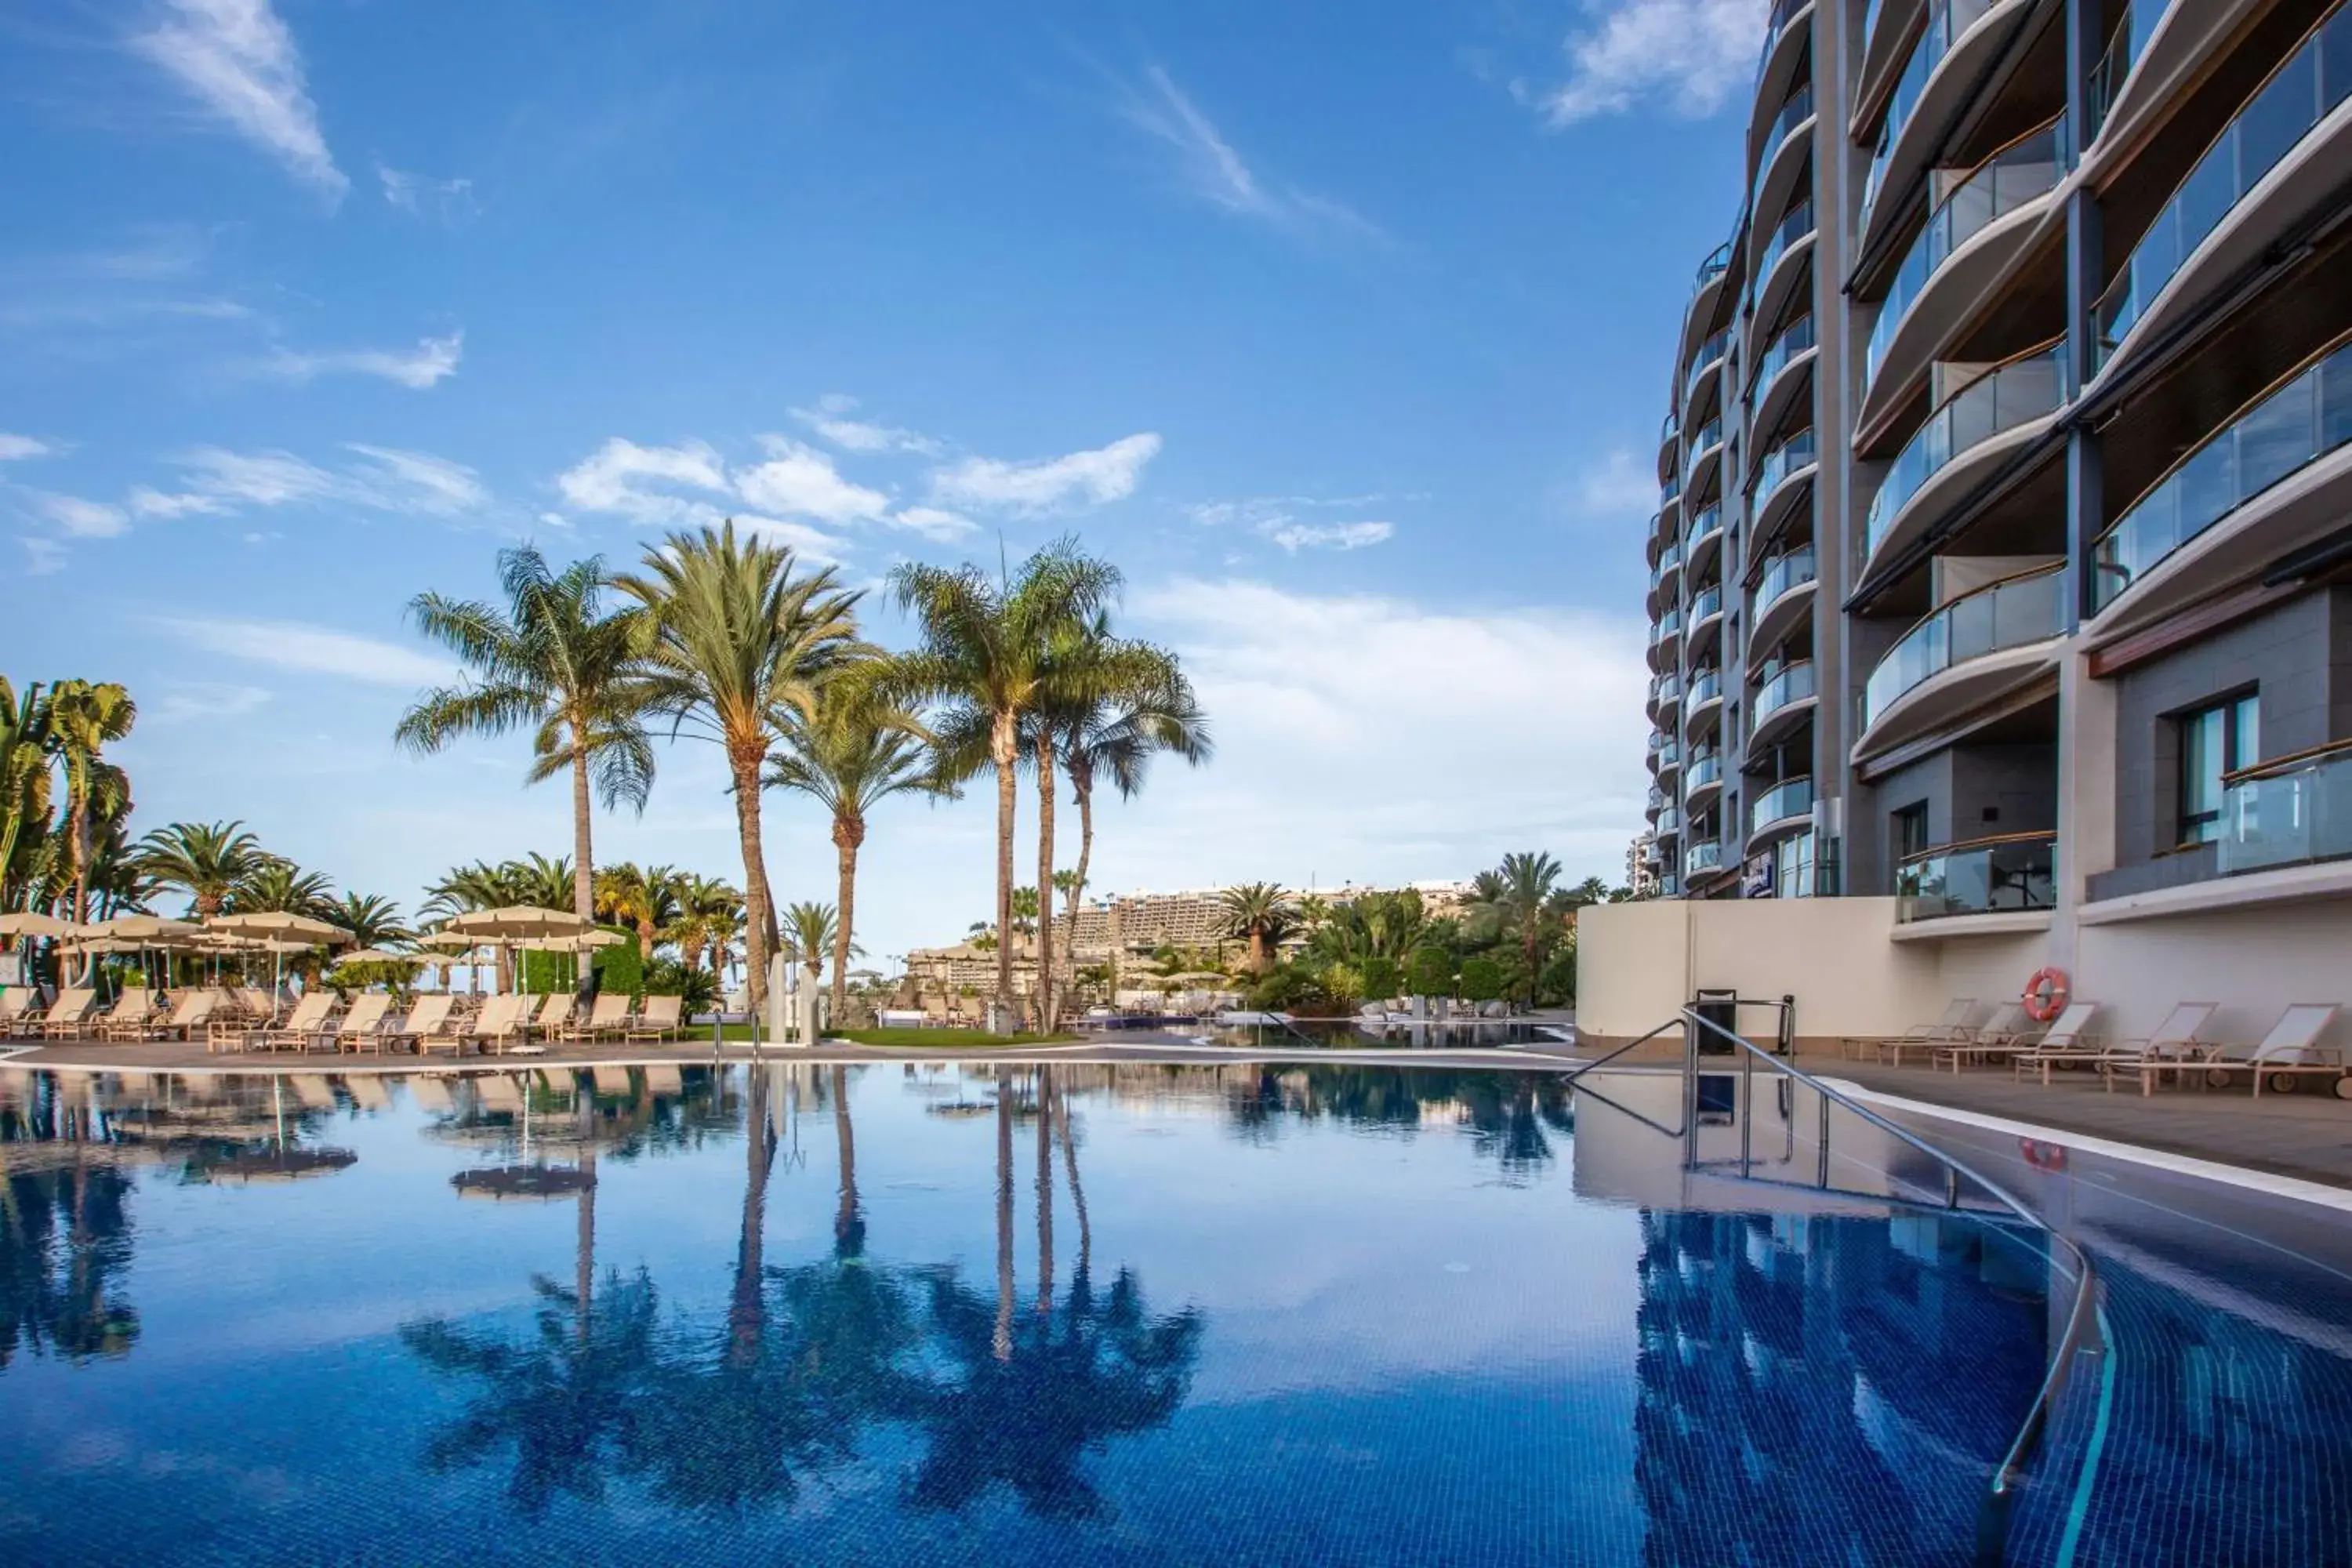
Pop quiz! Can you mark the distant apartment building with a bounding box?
[1627,833,1661,898]
[1641,0,2352,934]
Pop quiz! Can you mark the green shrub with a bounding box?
[643,958,716,1017]
[591,930,644,999]
[1358,956,1402,1002]
[1458,956,1506,1004]
[1404,946,1456,997]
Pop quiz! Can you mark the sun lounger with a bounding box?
[1929,1003,2038,1072]
[0,989,34,1033]
[408,994,473,1057]
[258,993,337,1053]
[289,1074,339,1110]
[97,993,159,1041]
[344,1074,392,1111]
[38,989,99,1040]
[206,989,276,1051]
[643,1063,682,1094]
[142,989,222,1042]
[332,993,394,1054]
[468,994,531,1055]
[2004,1004,2107,1083]
[471,1073,524,1113]
[2180,1004,2346,1098]
[591,1065,633,1095]
[567,993,631,1044]
[2091,1003,2222,1095]
[1842,998,1983,1063]
[532,994,573,1035]
[626,994,682,1043]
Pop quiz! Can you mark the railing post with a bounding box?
[1681,1010,1700,1171]
[1817,1087,1831,1188]
[1739,1036,1755,1179]
[1946,1163,1962,1209]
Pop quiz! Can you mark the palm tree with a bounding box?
[665,873,743,978]
[230,861,337,918]
[618,522,867,1013]
[45,681,136,927]
[781,901,847,995]
[593,862,678,960]
[888,540,1122,1018]
[764,677,946,1018]
[510,852,577,913]
[133,821,270,919]
[1494,851,1564,1007]
[330,893,412,949]
[397,545,657,920]
[1218,883,1297,975]
[419,859,526,926]
[0,681,54,913]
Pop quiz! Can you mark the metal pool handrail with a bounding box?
[1673,1006,2103,1552]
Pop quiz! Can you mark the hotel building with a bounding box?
[1640,0,2352,943]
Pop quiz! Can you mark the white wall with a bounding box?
[2078,903,2352,1047]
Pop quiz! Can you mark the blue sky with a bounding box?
[1,0,1764,960]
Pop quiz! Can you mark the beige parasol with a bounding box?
[446,907,591,941]
[339,947,426,965]
[85,914,206,944]
[0,912,82,940]
[207,912,355,947]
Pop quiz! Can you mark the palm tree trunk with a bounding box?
[1057,1087,1090,1283]
[729,743,771,1012]
[830,813,861,1021]
[575,1149,596,1347]
[993,1066,1014,1363]
[570,746,596,920]
[1034,739,1057,1030]
[991,713,1018,1017]
[1035,1066,1053,1315]
[1065,767,1093,999]
[67,789,89,931]
[635,916,655,962]
[731,1069,775,1367]
[831,1064,862,1258]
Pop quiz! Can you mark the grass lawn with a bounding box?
[703,1024,1078,1047]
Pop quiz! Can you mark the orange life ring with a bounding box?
[2023,967,2070,1023]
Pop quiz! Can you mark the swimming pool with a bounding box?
[0,1061,2343,1565]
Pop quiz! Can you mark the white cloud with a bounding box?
[1264,520,1394,553]
[1573,448,1662,519]
[266,330,463,389]
[790,394,942,456]
[20,538,67,575]
[130,0,346,194]
[733,514,848,563]
[1116,67,1383,241]
[889,505,979,542]
[150,682,272,723]
[736,437,890,524]
[170,447,342,507]
[155,616,456,688]
[0,434,53,462]
[1109,579,1650,888]
[1528,0,1769,126]
[127,485,230,519]
[113,445,490,522]
[376,165,477,222]
[930,433,1161,514]
[555,437,731,525]
[31,493,129,539]
[343,444,488,516]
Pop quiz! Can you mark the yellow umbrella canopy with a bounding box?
[0,912,82,940]
[207,913,355,947]
[447,907,590,942]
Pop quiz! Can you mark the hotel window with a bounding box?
[2179,693,2258,847]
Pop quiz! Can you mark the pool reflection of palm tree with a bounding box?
[0,1160,141,1366]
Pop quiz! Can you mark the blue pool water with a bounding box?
[0,1062,2344,1566]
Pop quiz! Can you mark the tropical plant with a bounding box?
[1404,946,1457,999]
[1487,851,1566,1007]
[781,901,853,991]
[619,522,867,1012]
[419,859,527,925]
[1217,883,1297,975]
[764,670,946,1018]
[510,852,578,913]
[593,862,679,960]
[666,873,745,979]
[397,545,658,919]
[45,680,136,927]
[133,820,270,919]
[887,539,1123,1019]
[1458,956,1507,1005]
[0,680,54,913]
[230,860,337,919]
[643,958,718,1018]
[329,892,413,950]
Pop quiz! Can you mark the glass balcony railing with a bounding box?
[1659,873,1682,898]
[2092,337,2352,612]
[1684,331,1732,401]
[1751,429,1818,509]
[1749,315,1816,397]
[1685,417,1724,480]
[1659,480,1679,509]
[1761,0,1811,71]
[1686,840,1724,878]
[1684,506,1724,555]
[1693,241,1733,293]
[1896,832,2058,921]
[1657,807,1684,836]
[1745,201,1816,318]
[1686,670,1722,712]
[1660,410,1679,447]
[1748,85,1816,214]
[1688,585,1724,626]
[2091,5,2352,375]
[1655,740,1683,771]
[2218,742,2352,874]
[1651,609,1683,645]
[1754,660,1818,728]
[1751,775,1815,835]
[1865,115,2067,384]
[1650,543,1682,588]
[1646,784,1668,812]
[2086,1,2168,145]
[1687,749,1723,792]
[1756,547,1818,612]
[1862,564,2063,729]
[1864,0,1998,219]
[1864,341,2067,560]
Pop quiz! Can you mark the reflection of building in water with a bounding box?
[1632,1207,2048,1566]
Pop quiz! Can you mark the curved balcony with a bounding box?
[1683,416,1726,497]
[1748,315,1817,441]
[1748,85,1817,239]
[1750,429,1819,544]
[2085,2,2165,148]
[1648,541,1683,610]
[2089,6,2352,382]
[1751,546,1818,655]
[1686,748,1724,804]
[1654,740,1683,782]
[1755,0,1816,125]
[1648,609,1684,673]
[1686,583,1724,636]
[1862,340,2067,573]
[1750,660,1818,750]
[1896,832,2058,923]
[1648,672,1684,719]
[2090,336,2352,620]
[1682,241,1737,367]
[1861,0,2005,238]
[1656,806,1683,837]
[1745,201,1816,330]
[1862,114,2067,403]
[1659,478,1679,512]
[1658,873,1682,898]
[1750,775,1816,841]
[1683,328,1733,411]
[1686,840,1725,880]
[1657,412,1679,480]
[1682,504,1726,578]
[1684,668,1724,735]
[1858,564,2063,755]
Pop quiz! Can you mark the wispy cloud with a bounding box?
[342,445,490,515]
[554,435,857,560]
[1523,0,1768,127]
[0,435,53,463]
[930,434,1161,514]
[1265,520,1394,554]
[1570,448,1662,519]
[130,0,346,194]
[791,394,942,456]
[888,506,979,542]
[1115,66,1383,241]
[264,329,463,390]
[736,437,891,525]
[31,493,129,539]
[376,165,477,223]
[150,681,272,723]
[1189,492,1401,554]
[20,539,67,575]
[155,615,455,688]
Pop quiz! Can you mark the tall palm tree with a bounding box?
[230,861,337,918]
[781,901,846,995]
[397,545,657,920]
[1218,883,1297,975]
[888,540,1122,1016]
[618,523,867,1013]
[419,858,528,926]
[666,873,744,978]
[45,680,136,927]
[765,677,946,1018]
[593,862,678,960]
[133,821,270,919]
[0,681,54,913]
[1494,851,1565,1007]
[510,852,578,913]
[330,893,412,949]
